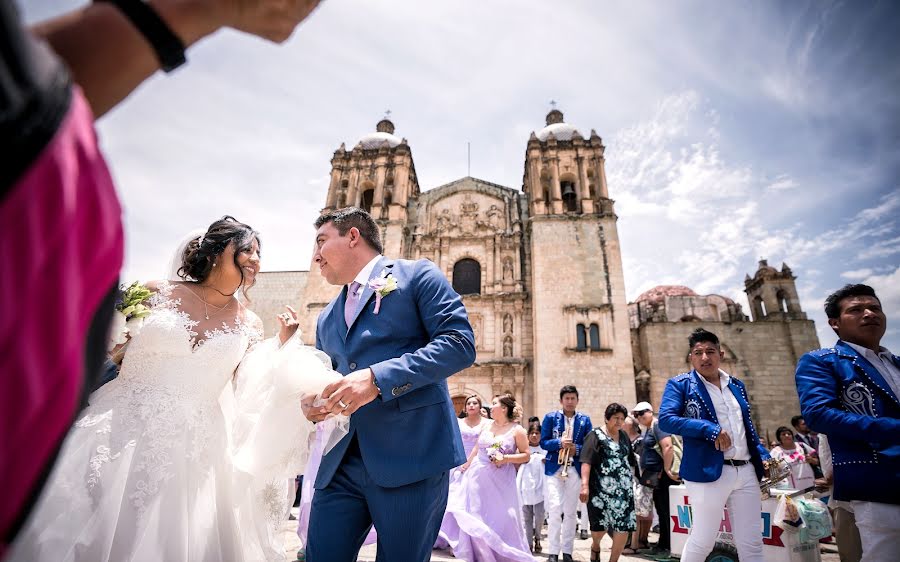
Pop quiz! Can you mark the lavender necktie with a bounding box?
[344,281,361,327]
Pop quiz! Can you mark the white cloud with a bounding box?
[766,174,799,192]
[863,266,900,323]
[841,268,874,280]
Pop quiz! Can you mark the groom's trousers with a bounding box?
[306,435,449,562]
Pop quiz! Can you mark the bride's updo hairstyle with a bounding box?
[178,216,260,295]
[495,393,524,422]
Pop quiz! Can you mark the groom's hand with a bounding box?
[321,368,380,415]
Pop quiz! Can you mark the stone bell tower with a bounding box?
[297,118,422,346]
[322,117,420,258]
[523,108,635,420]
[743,259,806,321]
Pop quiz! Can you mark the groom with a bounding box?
[305,207,476,562]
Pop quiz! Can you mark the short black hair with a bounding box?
[688,328,720,350]
[824,284,880,319]
[559,385,579,400]
[528,416,541,424]
[775,426,793,442]
[605,403,628,421]
[790,415,804,429]
[314,207,383,254]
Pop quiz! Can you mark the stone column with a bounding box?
[372,161,387,218]
[347,166,360,206]
[596,155,610,199]
[550,157,562,214]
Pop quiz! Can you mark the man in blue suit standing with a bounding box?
[304,208,476,562]
[659,328,770,562]
[795,284,900,561]
[540,385,592,562]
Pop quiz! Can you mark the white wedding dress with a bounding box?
[9,282,341,562]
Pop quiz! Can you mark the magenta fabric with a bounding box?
[0,87,123,554]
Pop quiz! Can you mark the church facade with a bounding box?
[250,111,819,431]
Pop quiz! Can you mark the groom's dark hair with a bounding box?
[315,207,383,254]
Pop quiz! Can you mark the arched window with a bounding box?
[754,295,766,318]
[452,259,481,295]
[360,188,374,213]
[776,290,788,313]
[576,323,587,351]
[561,180,577,212]
[382,191,393,218]
[589,323,600,350]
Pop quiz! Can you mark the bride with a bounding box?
[10,216,339,562]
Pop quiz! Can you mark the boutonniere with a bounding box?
[367,273,398,314]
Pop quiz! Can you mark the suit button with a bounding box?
[349,362,357,370]
[392,387,401,396]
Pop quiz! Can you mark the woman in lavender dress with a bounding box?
[458,395,491,466]
[438,394,534,562]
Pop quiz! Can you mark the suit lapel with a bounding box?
[690,370,719,423]
[346,257,394,334]
[838,341,900,408]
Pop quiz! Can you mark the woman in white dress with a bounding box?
[10,217,337,562]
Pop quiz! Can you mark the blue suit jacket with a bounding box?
[659,371,770,483]
[315,257,475,489]
[540,411,592,476]
[795,341,900,504]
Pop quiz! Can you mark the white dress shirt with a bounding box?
[347,254,383,297]
[698,370,750,460]
[845,342,900,400]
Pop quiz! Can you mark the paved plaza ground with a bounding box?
[279,507,840,561]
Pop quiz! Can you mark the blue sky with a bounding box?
[25,1,900,349]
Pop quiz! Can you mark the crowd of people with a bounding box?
[329,281,894,562]
[2,0,897,560]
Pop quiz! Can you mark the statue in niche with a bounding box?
[503,336,513,357]
[470,315,482,350]
[503,313,513,334]
[502,257,514,282]
[459,197,479,235]
[435,209,452,233]
[486,204,504,231]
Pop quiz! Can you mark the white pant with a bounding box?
[545,467,581,555]
[579,501,589,531]
[851,500,900,562]
[681,464,764,562]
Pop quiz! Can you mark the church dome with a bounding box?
[536,109,583,141]
[357,118,402,149]
[635,285,698,306]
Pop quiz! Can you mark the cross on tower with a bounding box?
[549,100,557,110]
[384,109,392,119]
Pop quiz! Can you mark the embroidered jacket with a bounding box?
[795,340,900,504]
[659,370,770,483]
[540,411,592,476]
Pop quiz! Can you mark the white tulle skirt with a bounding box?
[9,335,345,562]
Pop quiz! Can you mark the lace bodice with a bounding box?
[116,281,261,401]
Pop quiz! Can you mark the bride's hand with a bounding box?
[277,305,300,345]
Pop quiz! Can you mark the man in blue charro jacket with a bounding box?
[540,385,592,562]
[659,328,770,562]
[795,284,900,561]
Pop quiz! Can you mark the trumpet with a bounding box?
[558,424,574,479]
[760,458,792,499]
